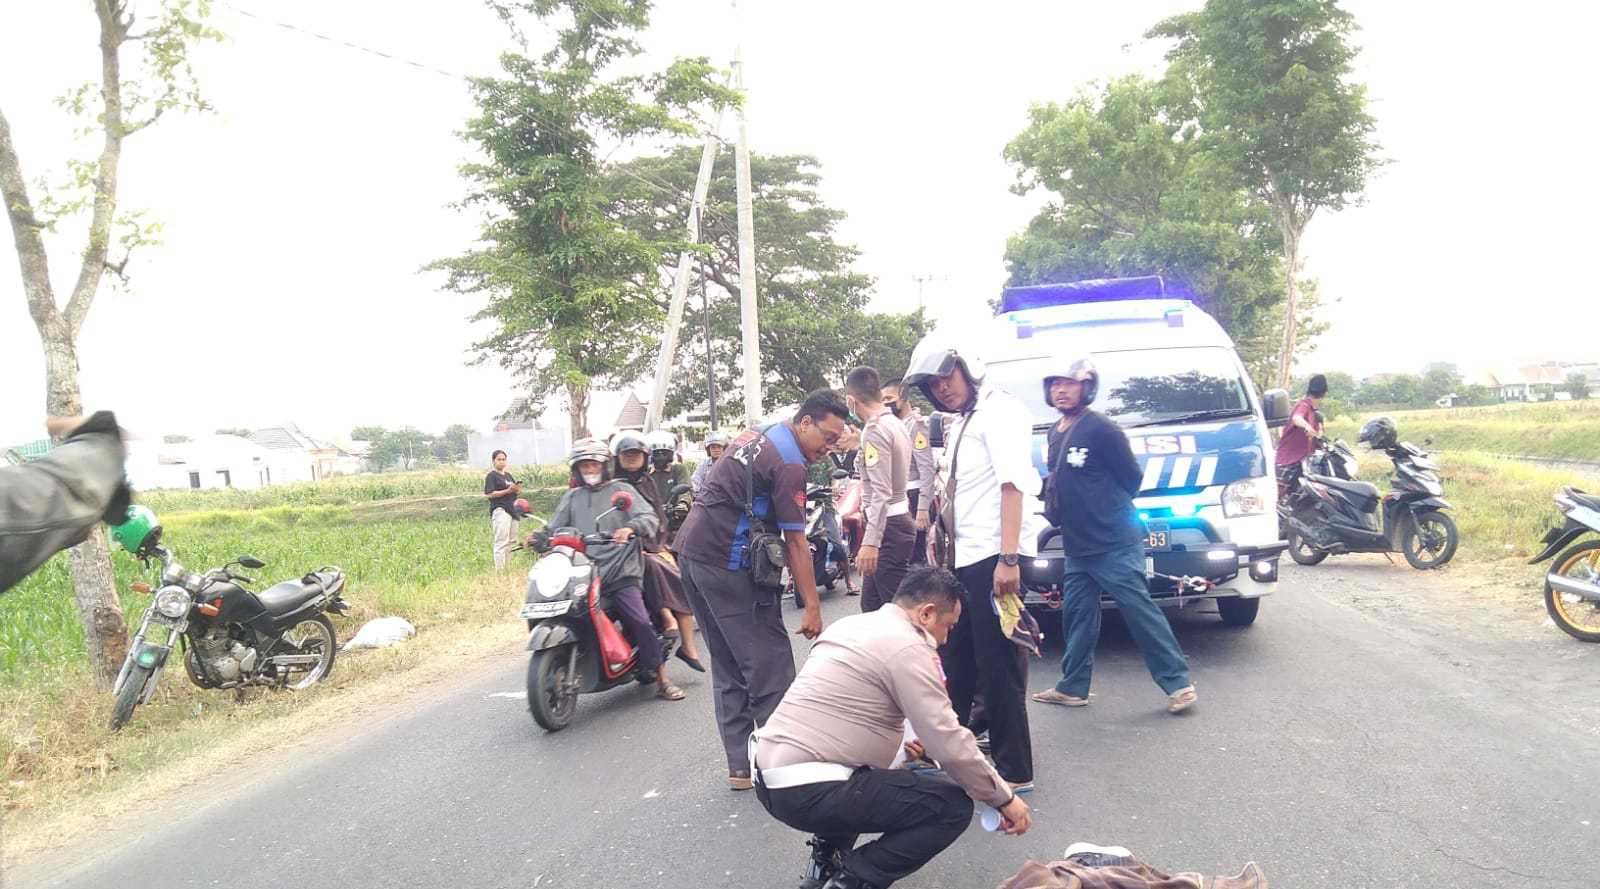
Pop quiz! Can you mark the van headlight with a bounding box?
[154,586,191,619]
[1222,475,1275,518]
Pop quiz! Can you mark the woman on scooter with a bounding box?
[611,432,706,673]
[544,438,686,701]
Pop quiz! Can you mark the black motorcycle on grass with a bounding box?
[1529,486,1600,642]
[112,532,348,730]
[1281,417,1458,570]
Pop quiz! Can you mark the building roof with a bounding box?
[251,423,319,452]
[614,392,648,430]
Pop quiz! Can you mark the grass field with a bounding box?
[0,467,566,839]
[1324,399,1600,462]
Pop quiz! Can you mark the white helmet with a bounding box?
[903,329,986,412]
[646,430,677,455]
[567,438,612,469]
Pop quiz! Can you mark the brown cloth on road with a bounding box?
[997,856,1267,889]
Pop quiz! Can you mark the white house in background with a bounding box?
[125,434,310,491]
[251,423,358,480]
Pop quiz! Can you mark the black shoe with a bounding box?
[674,647,706,673]
[799,837,843,889]
[822,870,882,889]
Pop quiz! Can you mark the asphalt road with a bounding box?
[32,560,1600,889]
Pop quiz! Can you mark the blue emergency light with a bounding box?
[998,276,1195,315]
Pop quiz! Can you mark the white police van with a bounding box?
[981,277,1292,627]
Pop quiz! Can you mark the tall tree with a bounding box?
[429,0,734,440]
[1150,0,1382,387]
[1003,75,1288,382]
[0,0,220,688]
[608,148,926,419]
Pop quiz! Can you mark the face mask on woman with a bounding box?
[580,471,603,487]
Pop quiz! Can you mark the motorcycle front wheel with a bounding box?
[1402,511,1458,570]
[110,664,153,731]
[1287,531,1328,566]
[1545,540,1600,643]
[528,647,579,732]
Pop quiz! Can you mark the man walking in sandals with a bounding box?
[1030,358,1197,715]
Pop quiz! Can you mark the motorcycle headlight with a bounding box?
[528,557,590,601]
[154,586,191,619]
[1222,475,1275,518]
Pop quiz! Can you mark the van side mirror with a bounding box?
[1263,389,1292,429]
[928,414,946,449]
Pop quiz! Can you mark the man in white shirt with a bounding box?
[903,332,1041,794]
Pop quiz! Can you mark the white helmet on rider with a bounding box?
[567,438,611,488]
[646,430,677,468]
[903,329,987,413]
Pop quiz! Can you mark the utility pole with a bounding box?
[645,129,720,432]
[702,271,718,430]
[912,273,946,316]
[733,35,762,424]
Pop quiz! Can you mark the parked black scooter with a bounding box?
[789,469,853,609]
[1529,486,1600,641]
[1282,416,1458,570]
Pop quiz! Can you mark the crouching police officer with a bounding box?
[752,566,1032,889]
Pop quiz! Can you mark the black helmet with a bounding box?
[1358,416,1398,450]
[610,431,648,457]
[1043,357,1098,410]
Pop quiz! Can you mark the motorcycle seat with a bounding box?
[258,580,325,615]
[1308,474,1381,500]
[1569,489,1600,512]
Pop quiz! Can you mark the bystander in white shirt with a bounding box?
[943,383,1043,569]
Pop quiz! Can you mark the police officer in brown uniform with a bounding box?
[882,378,936,566]
[847,367,915,614]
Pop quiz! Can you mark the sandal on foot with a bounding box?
[1031,689,1089,707]
[657,683,685,701]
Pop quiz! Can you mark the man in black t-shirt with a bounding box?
[675,389,849,790]
[483,449,521,570]
[1028,359,1197,716]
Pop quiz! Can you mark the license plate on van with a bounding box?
[1146,522,1172,552]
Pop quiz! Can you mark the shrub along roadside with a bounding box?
[1324,400,1600,463]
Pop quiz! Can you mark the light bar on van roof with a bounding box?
[998,276,1195,314]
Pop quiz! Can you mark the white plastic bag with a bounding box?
[340,616,416,651]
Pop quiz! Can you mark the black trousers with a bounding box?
[757,769,973,887]
[942,555,1033,783]
[861,513,915,613]
[907,490,928,565]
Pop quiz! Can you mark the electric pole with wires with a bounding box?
[732,36,762,425]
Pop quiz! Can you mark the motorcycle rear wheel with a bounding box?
[1402,511,1458,570]
[1287,531,1328,566]
[528,647,579,731]
[277,614,338,690]
[109,664,153,731]
[1545,540,1600,643]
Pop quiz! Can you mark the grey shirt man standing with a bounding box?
[850,366,915,615]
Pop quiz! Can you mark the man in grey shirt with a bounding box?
[753,566,1032,889]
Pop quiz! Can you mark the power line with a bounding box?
[218,2,700,201]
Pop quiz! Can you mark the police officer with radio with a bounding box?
[1029,358,1197,715]
[882,378,935,565]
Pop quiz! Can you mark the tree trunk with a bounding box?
[566,379,591,441]
[1275,222,1303,389]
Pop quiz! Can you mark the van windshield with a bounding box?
[986,346,1254,428]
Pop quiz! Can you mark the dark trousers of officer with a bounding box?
[907,490,928,565]
[941,554,1033,783]
[680,555,797,774]
[756,769,973,887]
[860,513,915,613]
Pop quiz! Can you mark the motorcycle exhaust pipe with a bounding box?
[268,654,323,668]
[1548,572,1600,603]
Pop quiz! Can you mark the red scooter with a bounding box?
[519,492,676,732]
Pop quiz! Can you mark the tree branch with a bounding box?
[65,1,131,339]
[0,105,64,336]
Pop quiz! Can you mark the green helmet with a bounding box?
[110,504,161,556]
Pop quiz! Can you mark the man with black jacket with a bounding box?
[1028,359,1197,715]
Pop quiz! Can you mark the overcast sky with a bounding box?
[2,1,1594,447]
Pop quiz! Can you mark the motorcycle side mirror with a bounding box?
[238,556,266,569]
[610,491,634,510]
[669,483,692,498]
[830,469,849,480]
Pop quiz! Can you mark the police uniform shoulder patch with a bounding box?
[914,432,929,451]
[863,442,880,467]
